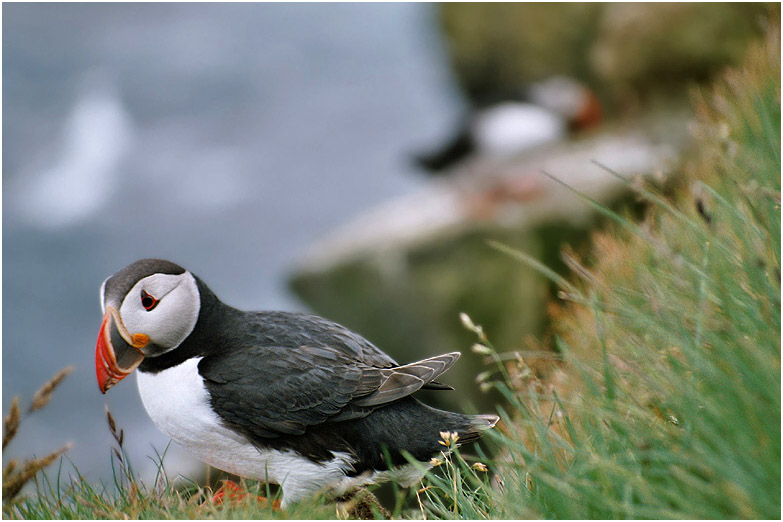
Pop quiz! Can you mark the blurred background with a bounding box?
[3,2,774,488]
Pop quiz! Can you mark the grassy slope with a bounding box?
[415,21,779,521]
[4,23,780,522]
[457,23,779,520]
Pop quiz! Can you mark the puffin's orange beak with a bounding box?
[95,309,147,394]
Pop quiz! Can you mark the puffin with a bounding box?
[414,76,602,173]
[95,259,498,507]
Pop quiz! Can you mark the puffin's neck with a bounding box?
[138,276,234,374]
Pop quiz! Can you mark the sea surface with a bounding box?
[2,3,462,484]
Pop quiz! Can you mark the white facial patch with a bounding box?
[119,271,200,352]
[528,76,587,119]
[99,277,108,314]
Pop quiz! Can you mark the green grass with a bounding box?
[5,446,335,519]
[4,23,780,521]
[406,22,780,520]
[483,24,777,519]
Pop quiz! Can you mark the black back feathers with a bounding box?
[199,346,460,438]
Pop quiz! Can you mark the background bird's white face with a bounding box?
[110,272,200,354]
[528,76,587,119]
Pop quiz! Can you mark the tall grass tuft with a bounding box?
[425,22,780,520]
[2,367,73,511]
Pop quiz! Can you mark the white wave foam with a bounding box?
[15,79,134,228]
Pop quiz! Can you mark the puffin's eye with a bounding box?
[140,290,159,311]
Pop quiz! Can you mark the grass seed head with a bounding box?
[105,406,124,449]
[3,459,18,481]
[2,397,21,451]
[459,312,476,331]
[438,431,459,447]
[472,462,488,472]
[2,444,71,502]
[475,370,493,383]
[471,343,494,355]
[29,366,73,413]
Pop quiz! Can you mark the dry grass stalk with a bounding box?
[105,405,137,487]
[154,466,170,499]
[3,367,74,507]
[105,406,125,460]
[2,397,20,451]
[561,247,601,288]
[3,460,18,481]
[29,366,73,413]
[2,444,71,502]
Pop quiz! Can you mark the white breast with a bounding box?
[136,358,354,506]
[472,102,565,155]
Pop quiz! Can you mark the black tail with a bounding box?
[330,397,497,475]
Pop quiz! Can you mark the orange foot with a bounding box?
[211,480,281,509]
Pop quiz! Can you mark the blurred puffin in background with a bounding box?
[414,76,603,174]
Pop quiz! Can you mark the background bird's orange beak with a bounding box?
[95,309,146,393]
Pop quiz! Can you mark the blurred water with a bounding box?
[2,3,463,484]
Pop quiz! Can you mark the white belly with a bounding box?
[136,357,352,505]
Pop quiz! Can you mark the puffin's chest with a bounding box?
[135,357,357,502]
[135,358,267,478]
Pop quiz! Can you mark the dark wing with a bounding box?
[255,312,400,368]
[289,314,454,390]
[198,344,459,440]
